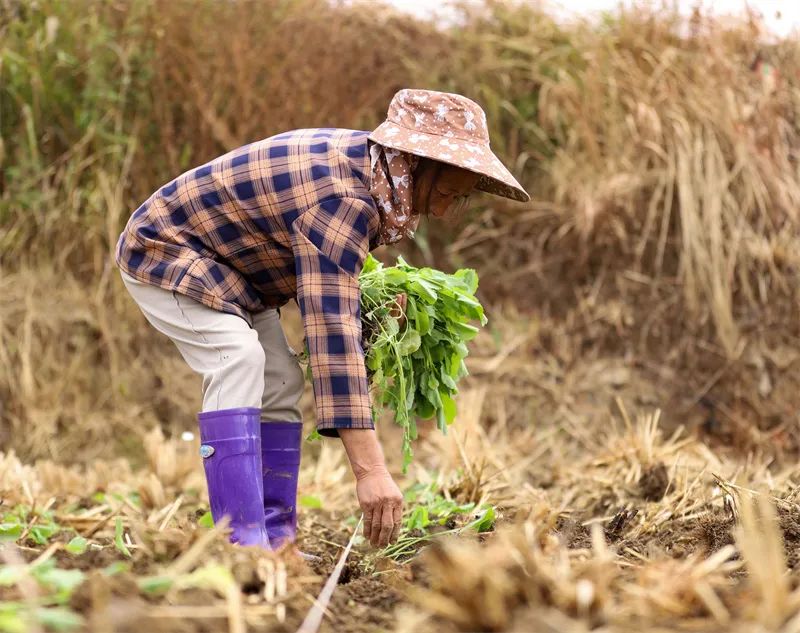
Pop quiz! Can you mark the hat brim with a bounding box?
[368,122,530,203]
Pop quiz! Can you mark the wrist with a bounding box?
[338,428,388,480]
[351,460,389,481]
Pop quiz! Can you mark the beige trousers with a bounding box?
[120,271,304,421]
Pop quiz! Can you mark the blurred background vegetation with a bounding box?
[3,0,800,463]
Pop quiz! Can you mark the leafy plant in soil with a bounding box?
[379,480,496,562]
[0,506,61,546]
[0,559,86,632]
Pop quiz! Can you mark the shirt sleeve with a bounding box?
[290,197,378,436]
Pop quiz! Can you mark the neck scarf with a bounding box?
[368,142,420,245]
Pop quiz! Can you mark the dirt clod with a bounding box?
[779,505,800,569]
[605,507,639,542]
[639,462,670,501]
[556,516,593,549]
[697,512,735,553]
[338,560,363,585]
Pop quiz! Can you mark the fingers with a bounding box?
[390,501,402,544]
[371,499,403,548]
[390,293,407,322]
[355,471,404,548]
[378,504,394,547]
[396,294,408,328]
[370,504,384,546]
[364,502,398,547]
[362,507,374,543]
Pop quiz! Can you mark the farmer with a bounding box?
[115,89,529,552]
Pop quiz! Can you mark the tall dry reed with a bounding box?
[3,1,800,458]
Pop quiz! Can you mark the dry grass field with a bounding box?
[4,1,800,631]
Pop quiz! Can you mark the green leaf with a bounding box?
[451,322,480,341]
[382,268,408,285]
[0,606,25,633]
[0,523,22,542]
[361,253,380,275]
[138,575,173,594]
[402,484,423,504]
[101,562,130,577]
[410,279,438,303]
[64,537,88,555]
[408,415,418,441]
[415,399,435,420]
[34,607,84,632]
[299,495,323,509]
[406,506,430,531]
[198,511,214,529]
[29,524,59,545]
[34,566,85,595]
[114,517,131,558]
[305,429,322,443]
[405,294,417,318]
[471,506,496,533]
[441,392,457,424]
[398,330,421,356]
[454,268,479,293]
[440,367,457,391]
[0,566,25,586]
[385,316,400,337]
[414,303,431,334]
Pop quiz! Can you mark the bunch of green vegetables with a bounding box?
[359,255,488,468]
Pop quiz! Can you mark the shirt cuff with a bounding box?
[317,416,375,438]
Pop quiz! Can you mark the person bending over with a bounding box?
[115,89,529,552]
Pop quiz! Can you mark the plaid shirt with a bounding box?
[116,129,381,435]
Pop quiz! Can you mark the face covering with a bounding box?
[368,142,420,245]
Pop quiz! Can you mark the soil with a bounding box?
[555,516,593,549]
[779,505,800,569]
[639,462,670,501]
[323,576,402,633]
[10,321,800,633]
[696,512,735,554]
[294,514,408,633]
[605,507,640,542]
[69,571,154,633]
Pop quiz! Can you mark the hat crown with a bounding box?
[386,89,490,144]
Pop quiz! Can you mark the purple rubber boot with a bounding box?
[198,408,271,548]
[260,422,303,548]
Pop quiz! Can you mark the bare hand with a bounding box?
[355,466,403,548]
[390,293,407,328]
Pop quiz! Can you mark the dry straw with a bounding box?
[4,3,800,631]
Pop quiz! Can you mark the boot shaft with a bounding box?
[261,421,302,546]
[198,407,271,548]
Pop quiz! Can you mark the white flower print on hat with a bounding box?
[368,89,530,202]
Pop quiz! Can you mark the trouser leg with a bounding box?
[251,308,305,423]
[251,308,306,546]
[120,271,265,411]
[120,271,270,548]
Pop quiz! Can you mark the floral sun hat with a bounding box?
[368,89,530,203]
